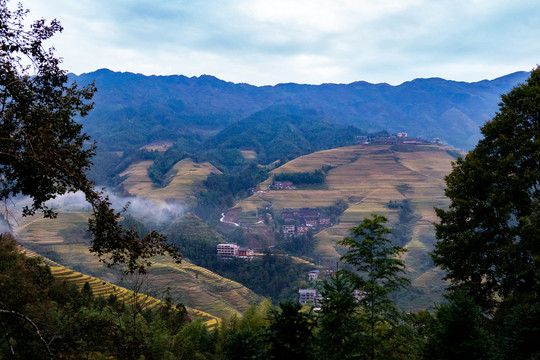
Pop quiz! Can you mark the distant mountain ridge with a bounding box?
[71,69,530,150]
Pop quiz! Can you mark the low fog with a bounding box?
[2,190,185,232]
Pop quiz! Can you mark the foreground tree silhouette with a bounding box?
[0,0,180,273]
[432,66,540,313]
[316,271,363,360]
[338,214,410,360]
[266,301,315,360]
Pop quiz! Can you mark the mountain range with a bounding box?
[71,69,530,152]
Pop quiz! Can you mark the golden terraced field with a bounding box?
[235,143,458,309]
[22,248,219,327]
[14,212,257,319]
[120,158,222,202]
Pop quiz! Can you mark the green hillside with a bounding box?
[233,142,458,310]
[119,157,222,201]
[21,248,220,328]
[13,212,258,319]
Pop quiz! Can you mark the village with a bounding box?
[298,269,364,307]
[357,132,443,145]
[280,207,333,236]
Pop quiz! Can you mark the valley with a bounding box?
[2,0,537,355]
[14,140,460,313]
[7,69,531,319]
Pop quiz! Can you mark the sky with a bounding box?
[18,0,540,86]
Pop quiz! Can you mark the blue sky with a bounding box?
[20,0,540,85]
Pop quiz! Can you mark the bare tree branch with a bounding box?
[0,309,55,359]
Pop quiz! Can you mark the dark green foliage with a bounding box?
[165,214,222,268]
[0,234,53,311]
[0,1,180,273]
[387,199,418,246]
[433,67,540,313]
[214,253,312,304]
[424,290,495,360]
[0,233,193,359]
[202,148,246,170]
[445,149,463,159]
[319,198,349,220]
[339,215,410,360]
[206,105,364,164]
[86,150,124,185]
[497,302,540,359]
[266,300,315,360]
[194,163,268,224]
[430,68,540,360]
[88,150,157,190]
[0,1,95,219]
[121,214,149,237]
[274,169,326,185]
[217,300,271,360]
[165,216,311,303]
[223,327,266,360]
[316,271,363,360]
[276,231,316,257]
[147,148,188,187]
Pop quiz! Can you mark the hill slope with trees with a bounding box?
[72,69,530,151]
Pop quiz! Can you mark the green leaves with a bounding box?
[339,214,409,297]
[1,0,181,274]
[338,215,410,360]
[433,66,540,313]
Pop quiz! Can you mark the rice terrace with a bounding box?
[232,142,460,309]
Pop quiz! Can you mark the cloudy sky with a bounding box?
[19,0,540,85]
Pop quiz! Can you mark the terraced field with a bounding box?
[139,141,173,152]
[240,149,257,159]
[120,158,222,202]
[22,248,219,327]
[14,212,257,319]
[235,143,459,310]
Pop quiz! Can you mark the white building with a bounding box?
[308,270,320,281]
[217,243,239,260]
[298,289,322,306]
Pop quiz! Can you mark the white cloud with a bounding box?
[17,0,540,85]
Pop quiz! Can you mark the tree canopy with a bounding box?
[338,214,410,360]
[432,66,540,312]
[0,0,180,273]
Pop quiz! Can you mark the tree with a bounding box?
[432,67,540,313]
[316,271,363,360]
[0,233,56,359]
[266,300,316,360]
[0,0,180,273]
[496,302,540,359]
[338,214,410,360]
[424,289,495,360]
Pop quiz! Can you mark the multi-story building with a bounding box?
[217,244,254,260]
[217,243,239,260]
[298,289,321,306]
[308,270,320,280]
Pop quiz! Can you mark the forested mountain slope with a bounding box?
[72,69,529,151]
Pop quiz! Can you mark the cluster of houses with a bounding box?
[299,269,363,306]
[357,132,444,146]
[281,208,332,236]
[298,288,364,306]
[216,243,254,260]
[271,181,296,190]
